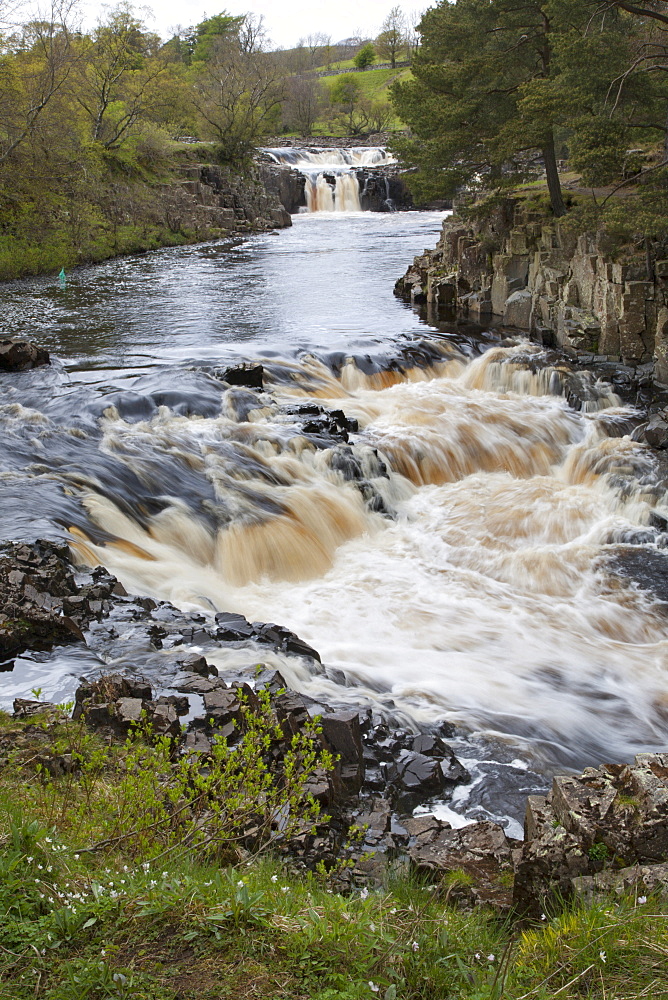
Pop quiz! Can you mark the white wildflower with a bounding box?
[360,887,369,900]
[271,875,278,883]
[369,983,379,993]
[638,895,647,905]
[411,941,419,952]
[599,950,607,963]
[487,954,495,962]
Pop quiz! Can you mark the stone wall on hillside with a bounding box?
[395,200,668,382]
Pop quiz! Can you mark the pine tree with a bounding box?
[391,0,571,214]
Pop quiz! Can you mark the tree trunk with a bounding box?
[543,132,566,217]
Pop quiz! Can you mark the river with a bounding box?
[2,209,668,833]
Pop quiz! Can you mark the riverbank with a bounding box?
[0,145,291,283]
[395,199,668,381]
[2,687,668,999]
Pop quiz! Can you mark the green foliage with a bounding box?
[354,43,376,70]
[0,740,666,1000]
[390,0,668,221]
[568,120,630,187]
[20,691,333,862]
[329,73,361,107]
[190,11,245,64]
[587,842,610,862]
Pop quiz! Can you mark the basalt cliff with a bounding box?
[396,199,668,386]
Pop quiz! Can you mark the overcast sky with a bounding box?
[75,0,432,49]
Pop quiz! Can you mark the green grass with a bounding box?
[0,713,666,998]
[322,67,412,103]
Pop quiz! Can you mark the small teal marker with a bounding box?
[58,267,66,288]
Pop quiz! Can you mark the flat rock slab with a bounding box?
[409,819,515,911]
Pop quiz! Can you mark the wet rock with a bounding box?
[175,675,225,695]
[607,546,668,605]
[183,731,213,755]
[0,337,49,371]
[0,541,118,667]
[202,689,242,733]
[214,612,254,641]
[156,694,190,716]
[411,733,451,757]
[179,652,217,677]
[253,621,321,662]
[253,666,288,695]
[115,697,144,728]
[274,690,310,737]
[640,414,668,449]
[73,674,153,720]
[321,710,365,795]
[72,674,183,739]
[386,750,446,811]
[354,797,392,847]
[442,755,471,788]
[12,698,66,723]
[216,363,264,389]
[514,752,668,916]
[150,702,182,737]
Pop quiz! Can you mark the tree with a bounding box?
[0,0,77,164]
[190,10,244,63]
[191,20,285,162]
[354,42,375,69]
[74,3,168,149]
[376,6,405,68]
[328,73,376,135]
[391,0,573,215]
[282,72,323,135]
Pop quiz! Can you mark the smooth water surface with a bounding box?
[0,212,447,377]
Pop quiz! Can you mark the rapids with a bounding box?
[1,210,668,829]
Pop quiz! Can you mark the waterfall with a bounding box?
[264,146,396,213]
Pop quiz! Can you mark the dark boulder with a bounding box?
[321,710,365,795]
[0,541,117,668]
[179,652,217,677]
[216,364,264,389]
[386,750,446,811]
[409,819,515,911]
[0,338,49,371]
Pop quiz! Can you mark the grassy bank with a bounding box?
[0,142,233,283]
[1,708,666,1000]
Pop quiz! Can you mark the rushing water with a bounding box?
[2,209,668,831]
[263,147,397,212]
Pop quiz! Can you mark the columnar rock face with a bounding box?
[395,200,668,379]
[514,753,668,915]
[175,162,292,235]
